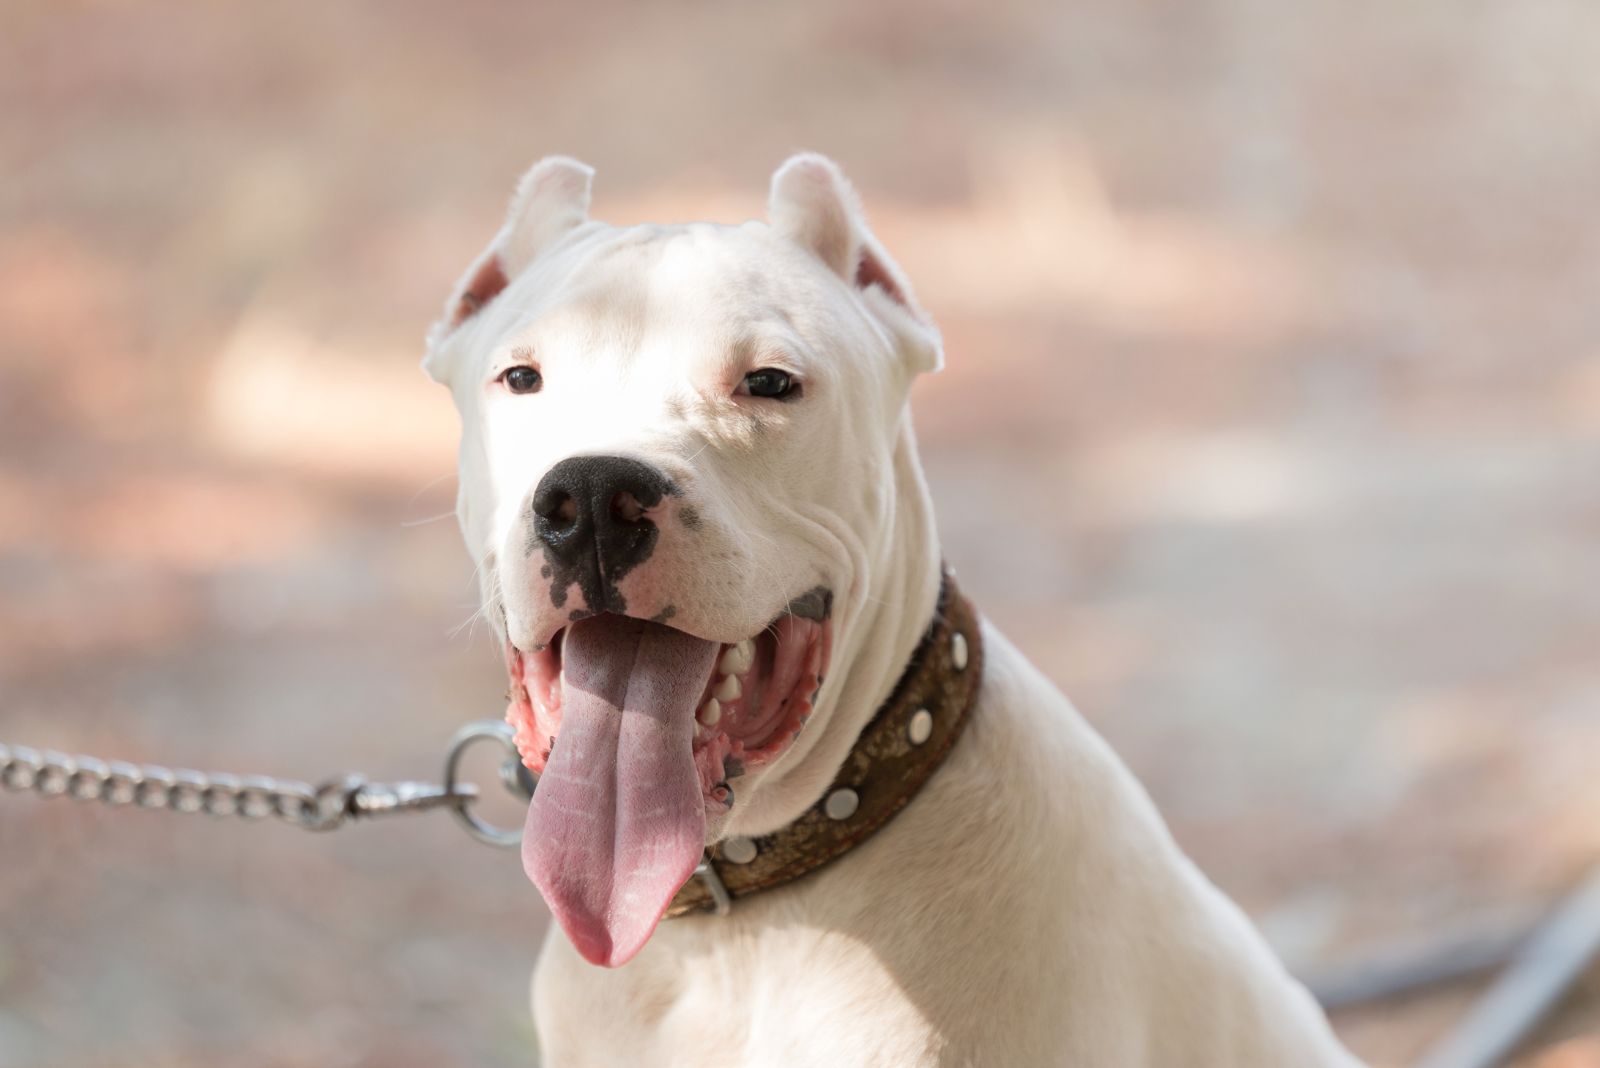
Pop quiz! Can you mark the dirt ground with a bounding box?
[1,2,1597,1065]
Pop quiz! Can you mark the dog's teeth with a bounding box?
[698,698,722,727]
[714,674,741,702]
[720,639,755,676]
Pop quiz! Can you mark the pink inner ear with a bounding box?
[450,255,510,327]
[855,246,908,307]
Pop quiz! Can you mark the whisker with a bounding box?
[449,603,490,641]
[402,471,457,519]
[451,552,505,646]
[401,509,459,528]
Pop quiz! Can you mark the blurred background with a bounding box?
[2,1,1598,1065]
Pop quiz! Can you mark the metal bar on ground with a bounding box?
[1414,864,1600,1068]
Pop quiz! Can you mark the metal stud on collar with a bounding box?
[824,788,860,821]
[908,708,934,746]
[951,631,969,672]
[721,835,758,864]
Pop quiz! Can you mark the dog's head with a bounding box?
[425,154,941,965]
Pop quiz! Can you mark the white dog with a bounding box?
[423,153,1363,1067]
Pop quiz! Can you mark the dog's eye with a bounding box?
[739,368,799,400]
[500,366,543,394]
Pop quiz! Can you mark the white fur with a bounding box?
[428,153,1364,1067]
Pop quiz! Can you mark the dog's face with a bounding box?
[425,154,940,966]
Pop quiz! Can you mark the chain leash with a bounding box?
[0,720,534,847]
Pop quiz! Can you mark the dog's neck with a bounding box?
[724,411,944,839]
[667,557,980,918]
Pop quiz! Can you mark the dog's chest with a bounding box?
[533,920,944,1068]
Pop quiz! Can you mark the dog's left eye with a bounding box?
[500,366,543,394]
[738,368,799,400]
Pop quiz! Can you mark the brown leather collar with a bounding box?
[665,570,983,918]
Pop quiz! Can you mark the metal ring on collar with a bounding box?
[443,720,533,848]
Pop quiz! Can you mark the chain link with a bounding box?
[0,722,533,844]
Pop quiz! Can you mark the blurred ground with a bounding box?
[1,1,1598,1065]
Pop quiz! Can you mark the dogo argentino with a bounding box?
[422,152,1364,1068]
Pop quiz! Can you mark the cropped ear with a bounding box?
[424,156,595,380]
[768,153,942,374]
[500,156,595,275]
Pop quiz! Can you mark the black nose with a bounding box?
[532,455,673,610]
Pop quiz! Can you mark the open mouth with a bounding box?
[505,587,833,805]
[503,588,833,967]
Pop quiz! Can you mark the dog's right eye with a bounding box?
[500,366,543,394]
[738,368,800,400]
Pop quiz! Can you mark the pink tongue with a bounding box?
[523,615,717,967]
